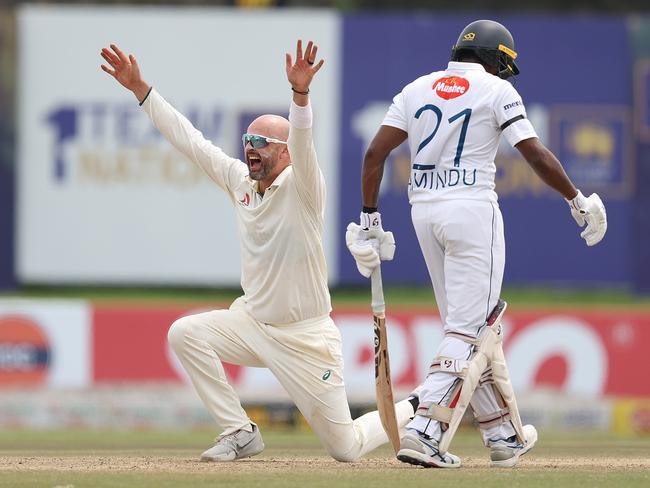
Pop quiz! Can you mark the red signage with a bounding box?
[92,306,650,398]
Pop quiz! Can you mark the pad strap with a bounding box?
[429,356,470,376]
[445,331,480,346]
[478,367,494,386]
[475,407,512,429]
[416,401,454,424]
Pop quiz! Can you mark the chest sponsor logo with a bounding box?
[433,76,470,100]
[238,193,251,207]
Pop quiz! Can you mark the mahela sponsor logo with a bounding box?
[433,76,470,100]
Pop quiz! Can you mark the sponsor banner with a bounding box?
[17,6,340,285]
[612,398,650,436]
[550,105,633,198]
[93,306,650,401]
[630,20,650,293]
[339,14,632,285]
[0,299,91,388]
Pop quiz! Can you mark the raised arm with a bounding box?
[286,39,324,108]
[100,44,245,193]
[284,40,326,213]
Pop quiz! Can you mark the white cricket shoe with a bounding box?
[200,424,265,462]
[489,424,538,468]
[397,429,461,468]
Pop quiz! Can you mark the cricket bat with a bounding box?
[371,265,400,454]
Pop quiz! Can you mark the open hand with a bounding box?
[100,44,150,102]
[285,40,324,93]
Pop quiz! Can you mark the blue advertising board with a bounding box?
[631,21,650,292]
[338,14,632,286]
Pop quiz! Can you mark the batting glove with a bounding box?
[346,211,396,278]
[566,190,607,246]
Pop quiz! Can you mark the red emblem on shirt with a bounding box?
[433,76,470,100]
[238,193,250,207]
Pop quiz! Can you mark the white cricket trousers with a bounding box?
[407,199,516,445]
[168,298,414,462]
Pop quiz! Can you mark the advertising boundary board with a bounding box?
[338,14,632,286]
[90,304,650,401]
[17,6,340,286]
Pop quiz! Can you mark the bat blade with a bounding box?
[374,313,400,454]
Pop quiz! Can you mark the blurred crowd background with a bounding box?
[0,1,649,437]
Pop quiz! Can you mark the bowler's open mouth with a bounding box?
[247,153,262,172]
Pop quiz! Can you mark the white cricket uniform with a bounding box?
[381,62,537,443]
[142,89,414,461]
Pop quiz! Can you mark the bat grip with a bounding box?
[371,266,385,315]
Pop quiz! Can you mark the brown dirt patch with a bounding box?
[1,455,648,472]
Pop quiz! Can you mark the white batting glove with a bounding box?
[346,211,396,278]
[358,211,396,261]
[566,190,607,246]
[346,223,380,278]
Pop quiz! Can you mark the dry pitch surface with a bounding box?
[1,429,649,488]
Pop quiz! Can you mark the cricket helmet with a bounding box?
[450,20,520,79]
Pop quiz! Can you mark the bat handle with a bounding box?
[371,266,385,315]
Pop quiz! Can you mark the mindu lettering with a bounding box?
[410,167,477,190]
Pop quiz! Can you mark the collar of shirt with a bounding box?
[446,61,486,72]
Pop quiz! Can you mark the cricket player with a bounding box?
[346,20,607,468]
[100,40,418,463]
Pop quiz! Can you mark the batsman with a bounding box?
[347,19,607,468]
[100,40,419,463]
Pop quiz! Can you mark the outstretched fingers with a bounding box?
[311,58,325,73]
[296,39,303,62]
[110,43,129,64]
[101,48,119,68]
[100,64,116,77]
[128,54,140,71]
[303,40,313,63]
[309,44,318,64]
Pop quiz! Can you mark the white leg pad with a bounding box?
[417,301,526,454]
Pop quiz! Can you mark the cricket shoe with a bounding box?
[397,429,461,468]
[489,424,538,468]
[200,424,264,462]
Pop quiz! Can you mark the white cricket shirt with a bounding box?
[383,61,537,204]
[143,89,331,325]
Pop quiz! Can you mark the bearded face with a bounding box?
[245,146,278,182]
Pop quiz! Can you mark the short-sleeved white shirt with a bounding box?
[383,61,537,204]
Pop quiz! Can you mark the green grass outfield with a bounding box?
[0,429,649,488]
[3,285,650,308]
